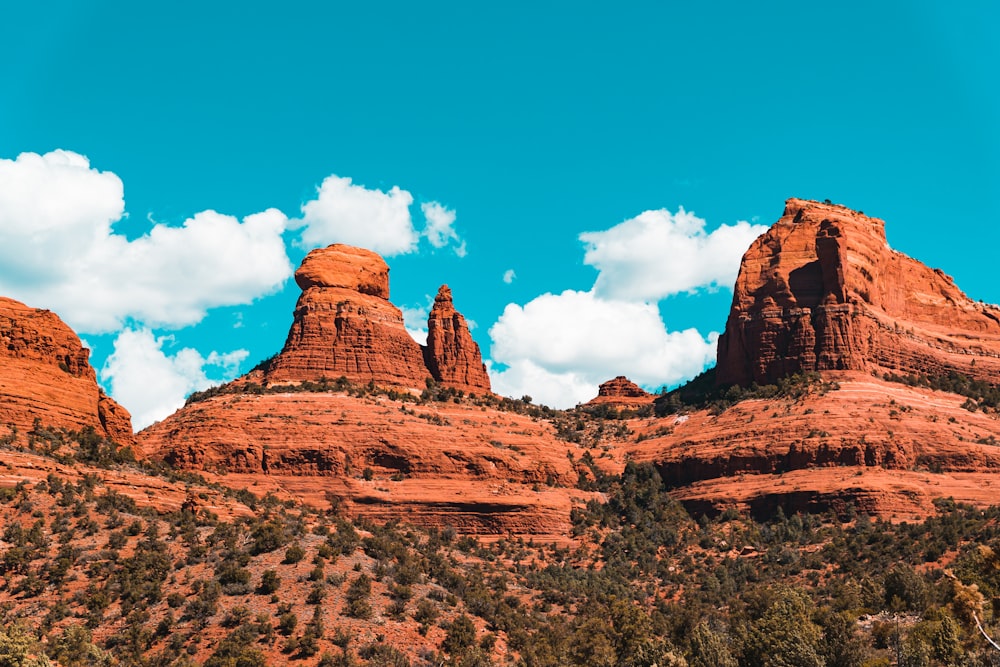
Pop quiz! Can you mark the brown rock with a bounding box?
[424,285,491,394]
[0,296,135,445]
[586,376,655,408]
[716,198,1000,387]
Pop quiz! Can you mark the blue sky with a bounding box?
[1,2,998,428]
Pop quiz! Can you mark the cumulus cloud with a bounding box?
[401,303,430,346]
[297,174,418,255]
[487,206,761,407]
[101,328,248,430]
[488,290,716,408]
[580,208,767,302]
[420,201,465,254]
[0,151,292,333]
[502,269,516,284]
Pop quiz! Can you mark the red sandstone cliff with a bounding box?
[0,297,134,445]
[716,198,1000,387]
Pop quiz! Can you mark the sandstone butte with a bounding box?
[257,244,490,394]
[140,244,593,536]
[626,198,1000,520]
[0,296,134,447]
[585,376,656,409]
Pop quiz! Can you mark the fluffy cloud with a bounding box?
[298,174,417,255]
[101,328,248,430]
[487,206,762,407]
[488,290,716,408]
[580,208,767,302]
[420,201,465,256]
[502,269,516,284]
[401,303,430,346]
[0,151,292,333]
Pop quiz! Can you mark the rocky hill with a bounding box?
[139,245,589,536]
[0,296,133,446]
[629,199,1000,519]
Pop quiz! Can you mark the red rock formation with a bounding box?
[585,376,655,408]
[0,297,134,445]
[262,245,431,389]
[628,199,1000,519]
[261,245,491,394]
[717,198,1000,387]
[424,285,491,394]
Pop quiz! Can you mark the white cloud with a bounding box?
[421,201,465,256]
[101,328,248,430]
[486,206,760,407]
[0,151,292,333]
[401,303,429,346]
[297,174,417,255]
[502,269,516,284]
[580,208,767,302]
[488,290,717,408]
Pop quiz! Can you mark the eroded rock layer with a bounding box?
[627,373,1000,520]
[716,198,1000,387]
[140,391,588,535]
[0,297,134,445]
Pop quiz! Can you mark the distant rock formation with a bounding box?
[261,244,490,394]
[424,285,491,393]
[586,376,655,408]
[716,198,1000,387]
[0,297,134,444]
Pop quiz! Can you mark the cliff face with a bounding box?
[261,244,491,394]
[0,297,134,445]
[716,198,1000,387]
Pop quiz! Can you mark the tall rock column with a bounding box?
[424,285,491,394]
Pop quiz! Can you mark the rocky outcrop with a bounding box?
[716,198,1000,387]
[0,297,134,445]
[628,373,1000,520]
[586,376,655,408]
[140,390,588,535]
[424,286,490,393]
[261,245,490,394]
